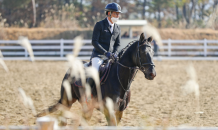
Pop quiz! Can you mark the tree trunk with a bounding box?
[80,0,83,11]
[201,2,205,20]
[176,4,179,21]
[213,0,218,9]
[158,5,161,28]
[32,0,36,27]
[183,0,197,28]
[142,0,146,19]
[183,3,190,28]
[65,0,70,4]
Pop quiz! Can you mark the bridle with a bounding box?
[116,40,155,93]
[137,40,155,73]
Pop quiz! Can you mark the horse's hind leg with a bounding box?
[58,81,77,109]
[57,85,78,126]
[80,97,96,121]
[81,103,94,121]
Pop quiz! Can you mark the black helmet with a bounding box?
[105,2,122,13]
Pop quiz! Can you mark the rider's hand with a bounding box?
[105,52,114,60]
[113,52,118,59]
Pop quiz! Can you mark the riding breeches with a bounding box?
[92,57,103,71]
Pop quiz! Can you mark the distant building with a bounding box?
[116,20,147,51]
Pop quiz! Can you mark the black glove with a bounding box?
[105,52,115,60]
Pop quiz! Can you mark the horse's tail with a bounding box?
[36,70,79,117]
[35,103,59,117]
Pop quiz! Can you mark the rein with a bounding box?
[116,62,138,92]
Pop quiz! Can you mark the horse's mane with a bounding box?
[118,40,138,59]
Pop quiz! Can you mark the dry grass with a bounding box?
[0,50,9,72]
[18,36,34,61]
[1,28,218,40]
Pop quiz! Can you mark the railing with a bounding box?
[0,126,218,130]
[0,39,218,60]
[160,39,218,57]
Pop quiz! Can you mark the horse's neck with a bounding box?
[117,43,138,94]
[119,43,137,67]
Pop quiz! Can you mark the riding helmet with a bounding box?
[105,2,122,13]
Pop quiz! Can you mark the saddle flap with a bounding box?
[99,59,112,84]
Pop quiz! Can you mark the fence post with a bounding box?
[25,49,28,58]
[168,39,171,57]
[60,39,64,57]
[204,39,207,57]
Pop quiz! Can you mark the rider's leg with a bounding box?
[91,57,103,71]
[87,57,103,88]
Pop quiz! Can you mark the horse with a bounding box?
[36,33,156,126]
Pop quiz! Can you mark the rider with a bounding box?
[90,2,122,72]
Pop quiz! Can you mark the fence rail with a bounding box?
[0,39,218,60]
[0,126,218,130]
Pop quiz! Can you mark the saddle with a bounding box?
[99,59,113,85]
[74,59,113,87]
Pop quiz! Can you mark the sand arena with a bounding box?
[0,60,217,126]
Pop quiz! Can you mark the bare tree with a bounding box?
[182,0,198,28]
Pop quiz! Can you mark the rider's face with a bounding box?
[111,12,120,18]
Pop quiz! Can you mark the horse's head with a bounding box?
[137,33,156,80]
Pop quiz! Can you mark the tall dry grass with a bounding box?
[181,64,201,114]
[207,6,218,29]
[39,4,78,29]
[143,24,163,47]
[18,36,34,61]
[0,13,6,39]
[0,50,9,72]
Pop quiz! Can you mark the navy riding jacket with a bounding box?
[91,18,121,59]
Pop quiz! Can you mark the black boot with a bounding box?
[86,78,94,89]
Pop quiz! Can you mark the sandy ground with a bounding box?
[0,60,218,127]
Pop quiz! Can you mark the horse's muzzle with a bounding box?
[144,66,156,80]
[149,72,156,80]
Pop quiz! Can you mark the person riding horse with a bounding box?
[36,3,157,126]
[88,2,122,86]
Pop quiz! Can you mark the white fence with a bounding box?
[0,39,218,60]
[0,126,218,130]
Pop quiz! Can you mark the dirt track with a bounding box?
[0,60,218,127]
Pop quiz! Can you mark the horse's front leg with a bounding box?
[104,107,117,126]
[115,110,123,125]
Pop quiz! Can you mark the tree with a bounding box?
[174,0,183,22]
[150,0,174,28]
[182,0,198,28]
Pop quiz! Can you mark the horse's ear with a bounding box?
[147,36,153,42]
[139,33,145,43]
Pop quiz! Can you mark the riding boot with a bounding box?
[86,78,94,89]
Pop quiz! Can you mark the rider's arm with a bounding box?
[113,26,121,53]
[92,22,107,55]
